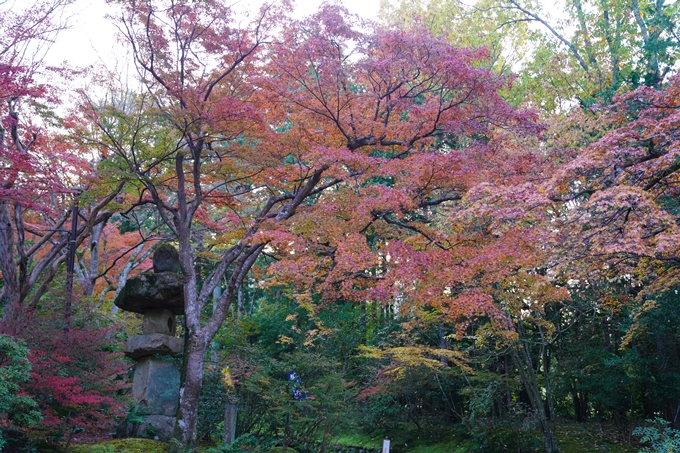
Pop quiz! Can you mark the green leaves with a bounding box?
[0,335,41,448]
[633,418,680,453]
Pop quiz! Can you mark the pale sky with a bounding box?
[46,0,383,70]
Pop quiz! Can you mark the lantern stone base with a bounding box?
[116,414,175,441]
[132,356,180,416]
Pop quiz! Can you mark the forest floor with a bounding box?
[331,419,638,453]
[67,419,640,453]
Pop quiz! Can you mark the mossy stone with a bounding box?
[152,244,180,274]
[114,271,185,315]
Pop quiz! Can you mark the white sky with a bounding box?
[46,0,382,69]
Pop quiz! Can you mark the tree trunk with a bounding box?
[630,0,661,86]
[0,200,20,328]
[511,346,559,453]
[571,382,588,422]
[601,9,622,93]
[82,221,104,297]
[172,332,208,449]
[571,0,603,87]
[237,286,243,318]
[210,284,222,364]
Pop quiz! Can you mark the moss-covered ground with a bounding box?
[69,438,170,453]
[330,419,638,453]
[66,419,639,453]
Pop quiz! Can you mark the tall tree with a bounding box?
[549,75,680,299]
[257,7,570,452]
[0,0,127,327]
[380,0,680,110]
[90,0,295,446]
[540,76,680,434]
[88,0,540,447]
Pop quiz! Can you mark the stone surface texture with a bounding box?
[115,247,183,441]
[125,333,184,359]
[136,414,176,441]
[142,308,177,335]
[132,357,180,416]
[116,415,175,441]
[152,244,180,273]
[113,271,184,314]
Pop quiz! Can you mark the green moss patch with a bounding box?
[557,423,637,453]
[70,438,168,453]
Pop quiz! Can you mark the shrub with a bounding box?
[208,433,277,453]
[633,418,680,453]
[0,335,42,448]
[13,313,129,450]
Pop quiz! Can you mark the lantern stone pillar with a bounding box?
[114,245,184,441]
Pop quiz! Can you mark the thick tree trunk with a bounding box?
[172,218,202,448]
[173,332,208,449]
[0,200,20,328]
[571,383,588,422]
[538,416,559,453]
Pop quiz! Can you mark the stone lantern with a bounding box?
[114,245,184,441]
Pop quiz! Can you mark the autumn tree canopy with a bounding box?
[72,0,554,447]
[1,0,680,452]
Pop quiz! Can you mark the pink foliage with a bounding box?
[549,75,680,294]
[12,317,129,445]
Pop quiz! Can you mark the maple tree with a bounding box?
[260,13,572,447]
[0,0,679,451]
[549,75,680,293]
[547,75,680,339]
[381,0,680,110]
[80,0,546,447]
[0,0,69,323]
[85,0,290,446]
[0,0,128,329]
[268,15,573,452]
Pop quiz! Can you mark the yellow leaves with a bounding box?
[289,214,346,245]
[292,292,316,314]
[276,334,294,345]
[303,329,321,347]
[600,290,629,313]
[221,366,235,391]
[358,345,473,378]
[621,299,658,349]
[209,228,248,248]
[474,322,518,349]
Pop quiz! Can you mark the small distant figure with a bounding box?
[287,371,307,401]
[153,244,180,273]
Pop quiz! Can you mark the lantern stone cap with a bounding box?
[114,271,184,315]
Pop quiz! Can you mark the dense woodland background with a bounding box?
[1,0,680,452]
